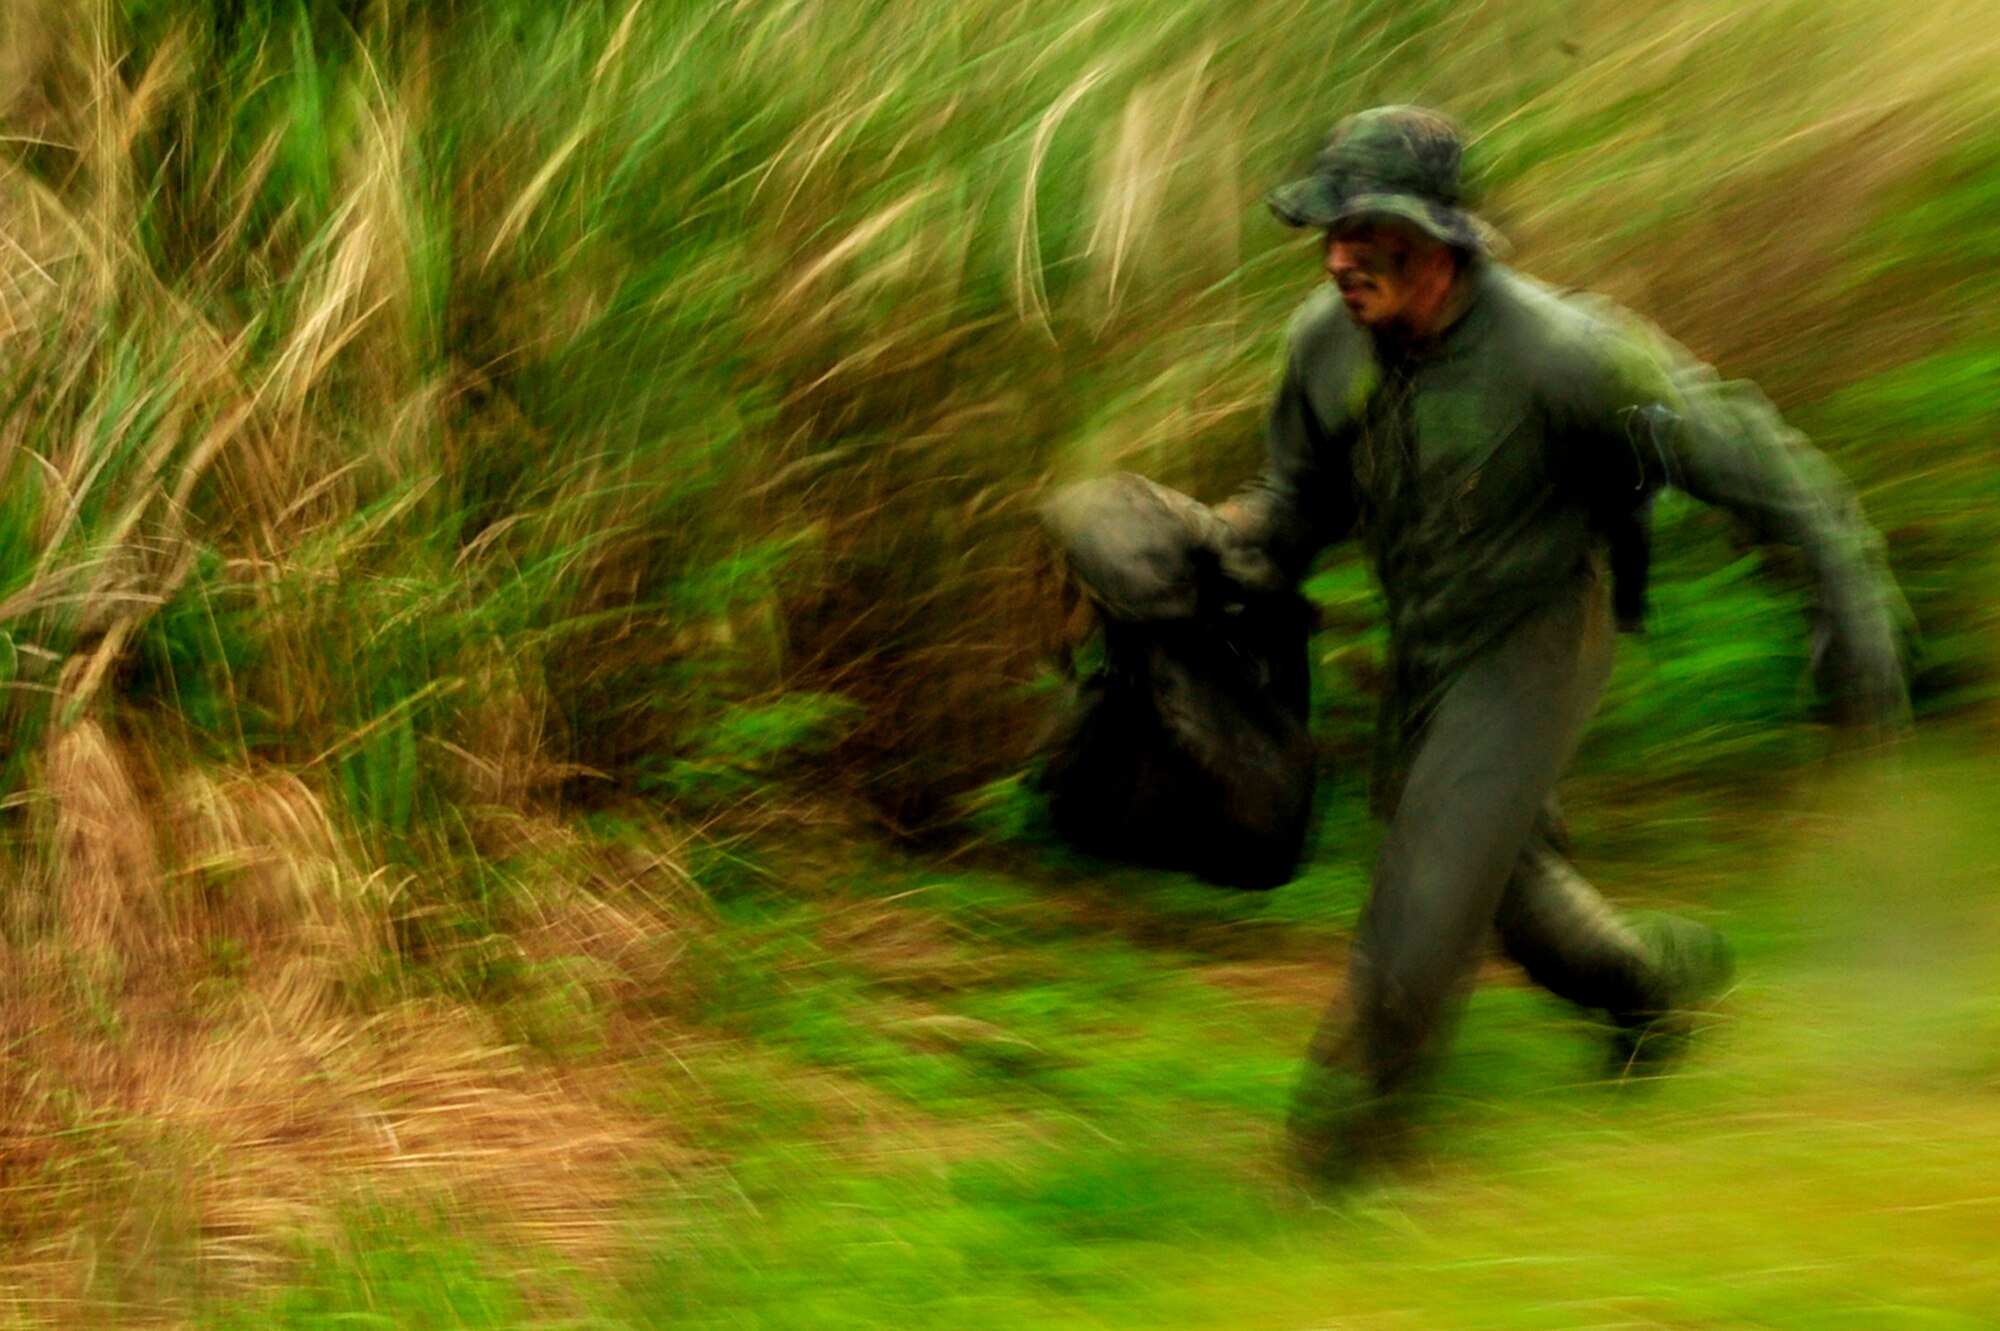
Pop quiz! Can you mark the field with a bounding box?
[0,0,1997,1325]
[117,743,2000,1328]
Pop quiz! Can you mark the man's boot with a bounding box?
[1288,1060,1391,1182]
[1609,912,1735,1076]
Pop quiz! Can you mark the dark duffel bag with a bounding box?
[1037,474,1317,890]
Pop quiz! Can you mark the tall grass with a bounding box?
[0,0,1996,1313]
[8,0,1996,835]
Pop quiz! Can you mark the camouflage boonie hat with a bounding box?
[1266,105,1491,253]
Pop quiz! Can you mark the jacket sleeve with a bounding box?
[1220,339,1358,583]
[1574,325,1912,730]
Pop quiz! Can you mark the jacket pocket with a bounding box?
[1412,390,1533,534]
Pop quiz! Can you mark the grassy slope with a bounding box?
[196,738,2000,1330]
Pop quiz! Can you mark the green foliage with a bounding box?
[8,0,1992,851]
[125,547,264,750]
[1584,500,1814,777]
[642,691,864,809]
[1798,340,2000,713]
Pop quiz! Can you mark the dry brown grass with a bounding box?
[0,741,703,1316]
[0,994,686,1315]
[141,998,674,1265]
[41,718,169,972]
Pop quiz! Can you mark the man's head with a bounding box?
[1322,215,1463,336]
[1269,106,1490,335]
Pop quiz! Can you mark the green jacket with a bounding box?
[1228,261,1909,735]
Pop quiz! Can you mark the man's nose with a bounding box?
[1325,240,1356,281]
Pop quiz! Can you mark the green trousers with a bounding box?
[1305,569,1662,1099]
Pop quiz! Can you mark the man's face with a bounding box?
[1322,217,1441,329]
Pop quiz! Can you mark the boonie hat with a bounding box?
[1266,105,1491,253]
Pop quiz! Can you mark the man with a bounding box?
[1216,106,1909,1174]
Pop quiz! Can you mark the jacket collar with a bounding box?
[1370,258,1495,368]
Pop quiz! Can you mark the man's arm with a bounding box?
[1578,326,1912,732]
[1216,343,1358,583]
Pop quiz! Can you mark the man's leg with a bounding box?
[1292,579,1613,1170]
[1495,819,1656,1018]
[1496,827,1733,1071]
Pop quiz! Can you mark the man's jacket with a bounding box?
[1227,261,1909,742]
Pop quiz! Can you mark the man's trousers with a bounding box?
[1304,570,1667,1101]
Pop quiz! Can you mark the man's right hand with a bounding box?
[1199,496,1286,598]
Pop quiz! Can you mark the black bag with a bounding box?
[1037,475,1317,889]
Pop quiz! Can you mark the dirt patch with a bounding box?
[1198,958,1342,1010]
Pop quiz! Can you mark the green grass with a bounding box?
[208,1228,528,1331]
